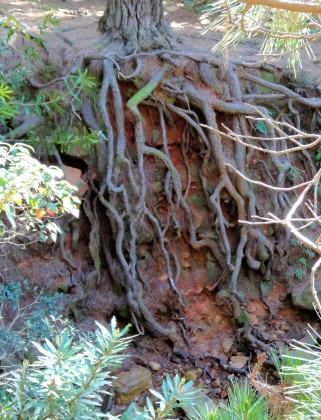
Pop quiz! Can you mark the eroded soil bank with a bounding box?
[1,0,321,409]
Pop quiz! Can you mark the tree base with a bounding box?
[98,0,176,52]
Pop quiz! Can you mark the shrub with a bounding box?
[0,311,272,419]
[279,326,321,418]
[0,280,66,367]
[0,142,79,244]
[120,377,268,419]
[0,318,132,419]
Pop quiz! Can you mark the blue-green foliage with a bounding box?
[0,280,64,364]
[0,318,132,419]
[118,376,268,420]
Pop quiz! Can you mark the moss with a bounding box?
[238,309,250,327]
[151,180,163,194]
[259,71,275,94]
[187,193,207,209]
[152,128,160,145]
[260,280,273,300]
[206,260,220,283]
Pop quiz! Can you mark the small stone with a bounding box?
[211,378,221,388]
[213,314,223,323]
[220,390,228,399]
[291,276,321,311]
[113,366,152,404]
[229,355,249,370]
[63,165,88,197]
[197,379,206,389]
[181,250,192,268]
[221,337,233,354]
[280,321,290,332]
[149,361,161,371]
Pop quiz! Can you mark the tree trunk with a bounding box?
[98,0,175,51]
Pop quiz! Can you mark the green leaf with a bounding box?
[0,82,12,100]
[255,120,268,136]
[294,267,305,280]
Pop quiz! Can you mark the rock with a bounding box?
[229,355,249,370]
[220,390,228,399]
[221,337,233,354]
[63,165,88,197]
[113,366,152,404]
[149,361,161,371]
[270,333,278,341]
[17,257,71,292]
[291,279,321,310]
[279,321,290,332]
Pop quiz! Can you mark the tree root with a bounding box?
[8,115,43,139]
[49,45,317,341]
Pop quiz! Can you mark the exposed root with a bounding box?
[8,115,43,140]
[43,44,317,341]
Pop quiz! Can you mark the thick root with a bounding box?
[65,47,317,340]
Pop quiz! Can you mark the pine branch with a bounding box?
[244,0,321,14]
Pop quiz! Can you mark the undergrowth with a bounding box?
[0,142,80,244]
[0,12,101,159]
[0,315,271,419]
[1,5,321,420]
[0,279,65,367]
[0,318,132,419]
[280,326,321,418]
[1,314,321,419]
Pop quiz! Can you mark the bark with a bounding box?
[98,0,175,51]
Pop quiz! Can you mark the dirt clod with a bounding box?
[113,366,153,404]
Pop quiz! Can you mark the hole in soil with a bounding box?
[59,153,88,173]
